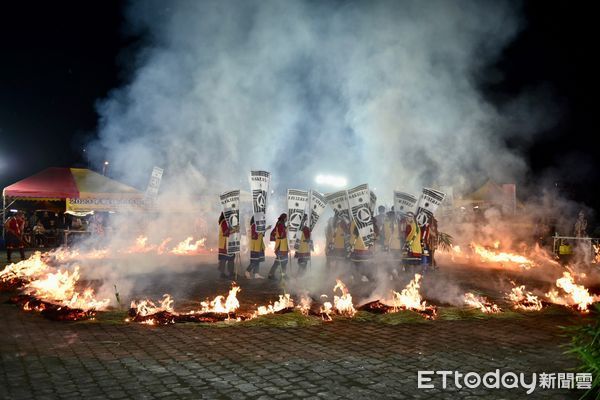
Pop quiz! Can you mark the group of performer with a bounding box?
[217,205,438,281]
[324,206,438,281]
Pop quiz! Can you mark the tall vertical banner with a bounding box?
[249,170,271,233]
[393,191,417,216]
[308,190,327,232]
[347,184,375,247]
[287,189,309,245]
[144,166,164,208]
[326,190,351,223]
[220,190,240,254]
[415,187,446,227]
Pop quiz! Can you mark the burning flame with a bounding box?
[195,285,241,314]
[130,294,175,317]
[332,279,356,317]
[1,252,49,283]
[24,266,109,311]
[463,292,502,313]
[471,243,535,268]
[126,235,156,253]
[254,293,294,316]
[320,301,333,321]
[546,272,599,313]
[169,237,207,255]
[392,274,428,311]
[506,283,542,311]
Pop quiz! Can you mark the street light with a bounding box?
[102,161,109,176]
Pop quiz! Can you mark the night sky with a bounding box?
[0,2,598,210]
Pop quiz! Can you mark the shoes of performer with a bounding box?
[244,271,252,279]
[254,273,265,279]
[267,274,275,280]
[361,275,369,282]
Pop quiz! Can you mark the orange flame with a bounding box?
[130,294,175,316]
[333,279,356,317]
[471,243,535,268]
[545,272,599,313]
[169,237,207,255]
[506,283,542,311]
[253,293,294,316]
[1,252,49,282]
[391,274,428,311]
[464,292,502,313]
[24,266,109,311]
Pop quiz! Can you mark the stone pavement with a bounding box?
[0,295,587,400]
[0,251,594,399]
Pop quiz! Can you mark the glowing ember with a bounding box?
[506,283,542,311]
[169,237,207,255]
[463,292,502,313]
[471,243,535,268]
[545,272,599,313]
[254,293,294,316]
[332,279,356,317]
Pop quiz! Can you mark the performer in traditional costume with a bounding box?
[268,213,289,280]
[330,213,349,269]
[245,216,265,279]
[402,212,422,273]
[218,212,235,279]
[385,209,405,278]
[4,211,26,263]
[295,214,312,277]
[325,216,335,269]
[349,219,373,282]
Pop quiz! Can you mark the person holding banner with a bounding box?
[402,212,422,273]
[328,213,349,270]
[245,216,266,279]
[349,219,373,282]
[268,213,289,280]
[218,212,235,279]
[385,209,405,278]
[295,215,312,277]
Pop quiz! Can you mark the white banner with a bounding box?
[220,190,240,254]
[347,184,375,247]
[249,170,271,233]
[415,187,446,227]
[393,191,417,216]
[326,190,351,223]
[287,189,309,245]
[144,166,164,207]
[308,190,327,232]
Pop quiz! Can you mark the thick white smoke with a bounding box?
[90,0,530,204]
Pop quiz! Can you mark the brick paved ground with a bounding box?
[0,251,595,399]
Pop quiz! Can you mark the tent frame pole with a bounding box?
[2,191,5,239]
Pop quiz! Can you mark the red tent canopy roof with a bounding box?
[3,167,79,199]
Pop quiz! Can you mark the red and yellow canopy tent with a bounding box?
[2,167,145,214]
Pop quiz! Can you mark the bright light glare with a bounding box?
[315,174,347,188]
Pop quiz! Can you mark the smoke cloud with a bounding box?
[90,0,533,204]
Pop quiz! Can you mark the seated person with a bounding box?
[71,218,83,230]
[32,221,46,247]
